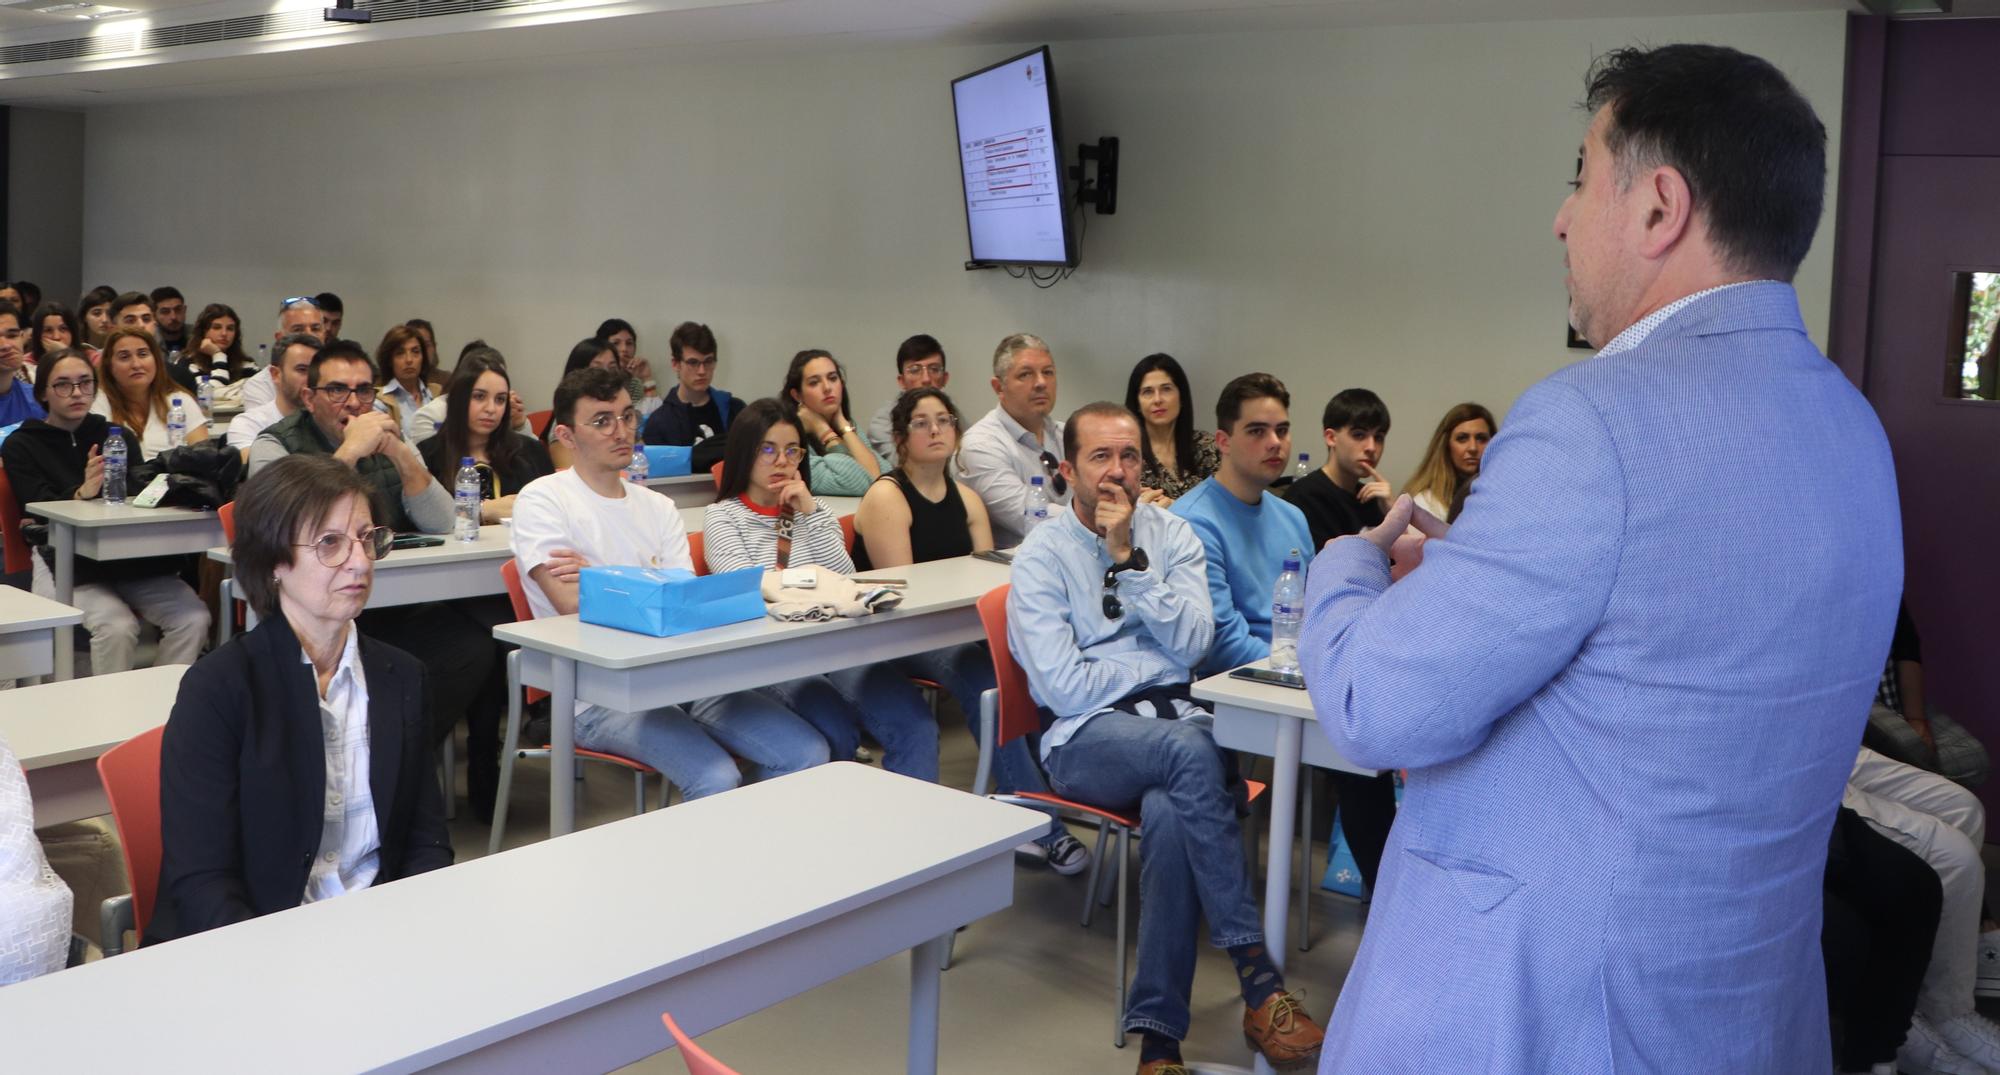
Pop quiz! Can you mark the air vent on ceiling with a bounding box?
[0,0,555,67]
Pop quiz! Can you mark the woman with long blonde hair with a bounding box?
[1403,402,1496,523]
[90,327,208,460]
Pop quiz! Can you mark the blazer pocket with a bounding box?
[1404,847,1524,913]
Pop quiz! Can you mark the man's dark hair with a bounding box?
[1583,44,1826,281]
[1216,373,1290,433]
[307,339,374,387]
[0,300,20,329]
[232,454,375,619]
[1062,401,1139,464]
[272,332,320,369]
[148,286,184,305]
[108,291,152,322]
[894,334,945,374]
[313,292,344,315]
[14,281,41,315]
[669,321,717,362]
[553,365,628,429]
[1322,388,1390,436]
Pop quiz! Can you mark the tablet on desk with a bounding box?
[1230,666,1305,690]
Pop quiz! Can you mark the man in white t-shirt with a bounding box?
[226,332,316,458]
[509,367,828,798]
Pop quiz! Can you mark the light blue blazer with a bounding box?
[1300,283,1901,1073]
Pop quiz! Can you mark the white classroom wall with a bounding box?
[77,10,1846,474]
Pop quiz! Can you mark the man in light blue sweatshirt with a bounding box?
[1171,373,1313,677]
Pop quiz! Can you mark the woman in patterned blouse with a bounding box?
[1126,352,1217,506]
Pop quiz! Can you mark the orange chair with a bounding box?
[489,559,667,853]
[217,499,236,541]
[528,409,554,438]
[0,468,33,577]
[95,725,166,955]
[709,461,725,491]
[967,584,1265,1046]
[837,514,855,554]
[689,531,708,576]
[660,1012,741,1075]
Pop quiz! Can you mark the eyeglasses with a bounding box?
[758,444,806,463]
[676,357,718,370]
[279,295,321,312]
[48,377,95,397]
[1101,567,1124,621]
[907,416,958,435]
[901,362,945,379]
[1038,451,1069,497]
[294,526,394,567]
[313,382,376,405]
[577,409,640,433]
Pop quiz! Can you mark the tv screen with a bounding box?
[952,46,1077,267]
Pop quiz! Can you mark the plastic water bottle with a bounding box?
[103,427,128,505]
[625,444,649,484]
[1294,452,1311,482]
[454,457,481,542]
[1269,549,1304,675]
[166,397,188,449]
[256,342,269,369]
[195,374,215,416]
[1024,475,1051,534]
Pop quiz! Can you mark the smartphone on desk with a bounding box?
[972,550,1013,566]
[1229,666,1305,690]
[390,533,445,550]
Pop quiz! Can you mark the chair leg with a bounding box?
[440,731,456,822]
[1298,771,1313,952]
[632,771,647,816]
[488,651,524,856]
[1114,826,1131,1048]
[1097,832,1121,909]
[1081,820,1112,928]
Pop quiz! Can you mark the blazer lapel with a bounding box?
[361,638,403,824]
[249,615,331,860]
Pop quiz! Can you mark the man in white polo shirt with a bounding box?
[226,333,316,457]
[957,332,1070,548]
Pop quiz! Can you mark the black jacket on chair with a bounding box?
[148,613,454,944]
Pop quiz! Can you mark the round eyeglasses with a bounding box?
[294,526,395,567]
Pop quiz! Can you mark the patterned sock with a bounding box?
[1229,941,1283,1010]
[1139,1032,1183,1066]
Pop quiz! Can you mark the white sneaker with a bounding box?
[1977,930,2000,999]
[1934,1010,2000,1071]
[1902,1013,1994,1075]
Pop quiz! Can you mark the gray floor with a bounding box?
[450,710,1367,1075]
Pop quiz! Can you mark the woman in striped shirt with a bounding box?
[704,399,940,782]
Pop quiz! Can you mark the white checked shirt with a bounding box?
[1595,281,1766,357]
[302,625,380,904]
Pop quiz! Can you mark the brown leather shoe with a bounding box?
[1135,1062,1193,1075]
[1242,989,1326,1071]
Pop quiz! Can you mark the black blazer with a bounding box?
[148,613,454,944]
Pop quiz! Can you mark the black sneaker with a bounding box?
[1046,833,1092,876]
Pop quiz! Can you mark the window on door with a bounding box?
[1948,271,1999,401]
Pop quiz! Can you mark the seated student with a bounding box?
[1009,401,1325,1074]
[1170,374,1313,676]
[1,730,72,984]
[89,328,207,460]
[78,285,116,349]
[416,350,553,523]
[1824,803,1942,1075]
[150,286,188,356]
[27,302,89,371]
[865,334,950,461]
[959,333,1068,549]
[1281,388,1401,893]
[597,317,661,416]
[2,350,209,674]
[226,333,317,458]
[853,387,1090,873]
[375,325,443,441]
[706,399,939,782]
[640,321,740,451]
[1128,353,1217,507]
[150,455,452,943]
[0,282,21,312]
[1402,402,1495,524]
[405,339,531,446]
[1867,601,1990,790]
[542,338,622,471]
[511,369,827,799]
[172,303,259,389]
[313,292,344,342]
[0,301,45,426]
[239,297,326,412]
[12,281,39,321]
[781,349,883,497]
[107,292,156,344]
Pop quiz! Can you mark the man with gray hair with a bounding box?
[240,296,327,412]
[958,332,1069,548]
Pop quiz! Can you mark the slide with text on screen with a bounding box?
[955,53,1069,264]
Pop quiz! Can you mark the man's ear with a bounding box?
[1636,164,1694,261]
[990,376,1003,398]
[1214,428,1233,455]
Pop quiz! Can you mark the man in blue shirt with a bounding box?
[1009,402,1324,1075]
[0,303,47,428]
[1171,373,1313,676]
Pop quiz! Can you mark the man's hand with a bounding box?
[1137,486,1170,508]
[75,445,105,500]
[1096,482,1135,563]
[541,547,589,585]
[1349,494,1451,582]
[1358,463,1394,507]
[509,391,528,428]
[334,411,400,464]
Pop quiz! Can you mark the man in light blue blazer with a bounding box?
[1300,45,1902,1073]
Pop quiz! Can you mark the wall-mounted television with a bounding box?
[951,46,1077,268]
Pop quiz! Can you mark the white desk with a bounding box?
[0,584,83,683]
[208,524,515,640]
[0,763,1048,1075]
[0,664,184,827]
[642,472,718,508]
[1192,663,1373,1075]
[24,500,225,679]
[677,495,860,534]
[495,553,1010,836]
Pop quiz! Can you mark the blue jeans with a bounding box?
[760,664,940,782]
[897,644,1063,847]
[1043,710,1264,1041]
[574,692,829,801]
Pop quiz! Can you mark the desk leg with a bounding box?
[52,521,75,681]
[549,656,577,837]
[1251,719,1303,1075]
[908,933,947,1075]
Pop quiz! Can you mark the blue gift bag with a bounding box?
[1321,809,1369,900]
[578,565,764,637]
[642,445,693,477]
